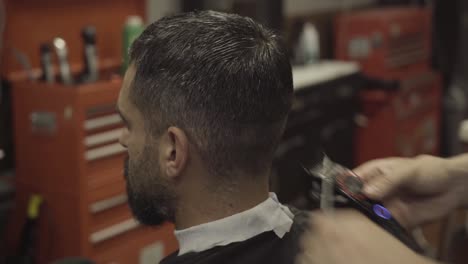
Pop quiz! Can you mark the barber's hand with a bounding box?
[296,210,434,264]
[354,155,467,228]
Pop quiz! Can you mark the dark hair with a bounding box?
[129,10,293,178]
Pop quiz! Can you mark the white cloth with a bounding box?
[174,192,294,256]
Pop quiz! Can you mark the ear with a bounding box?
[161,126,189,179]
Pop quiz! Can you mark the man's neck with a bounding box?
[174,178,270,230]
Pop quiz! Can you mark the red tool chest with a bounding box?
[335,7,433,79]
[335,7,442,164]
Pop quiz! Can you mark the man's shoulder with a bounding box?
[160,208,310,264]
[290,206,311,227]
[283,206,311,241]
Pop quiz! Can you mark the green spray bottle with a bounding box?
[122,16,144,74]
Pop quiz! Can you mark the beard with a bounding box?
[124,147,176,226]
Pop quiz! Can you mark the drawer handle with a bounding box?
[85,128,122,147]
[90,218,139,244]
[89,194,127,213]
[84,114,122,131]
[85,142,126,161]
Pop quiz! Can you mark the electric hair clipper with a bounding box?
[303,154,424,253]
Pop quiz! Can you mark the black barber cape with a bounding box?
[160,208,309,264]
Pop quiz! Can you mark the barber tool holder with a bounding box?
[3,0,177,263]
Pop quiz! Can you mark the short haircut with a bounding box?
[129,10,293,178]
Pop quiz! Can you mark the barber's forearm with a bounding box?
[446,153,468,207]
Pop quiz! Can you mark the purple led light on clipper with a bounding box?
[373,204,392,220]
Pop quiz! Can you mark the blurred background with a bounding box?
[0,0,468,263]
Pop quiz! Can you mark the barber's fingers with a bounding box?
[354,158,412,200]
[354,157,404,182]
[363,166,414,199]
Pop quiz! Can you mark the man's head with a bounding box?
[118,10,293,226]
